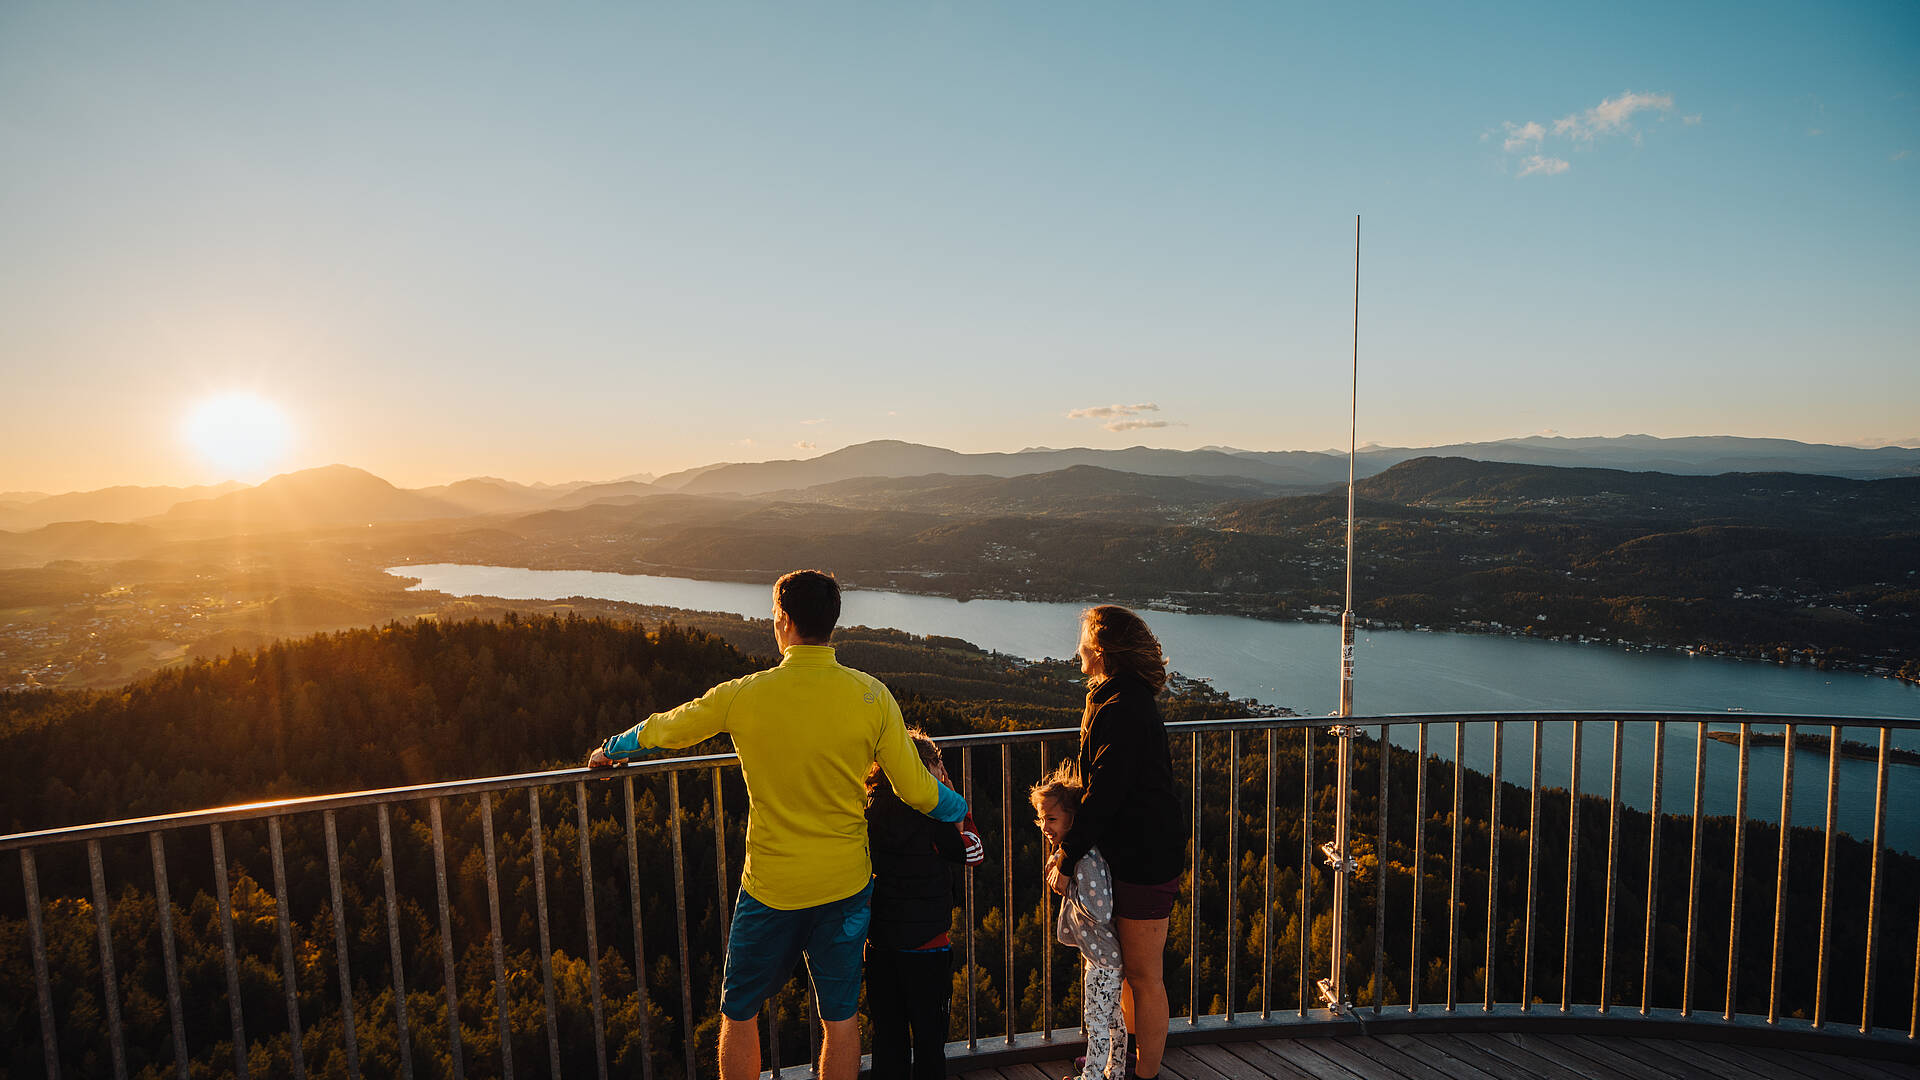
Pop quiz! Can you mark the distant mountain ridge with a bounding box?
[6,434,1916,535]
[0,482,245,531]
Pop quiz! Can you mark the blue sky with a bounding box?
[2,1,1915,491]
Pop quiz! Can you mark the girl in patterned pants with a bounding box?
[1033,765,1128,1080]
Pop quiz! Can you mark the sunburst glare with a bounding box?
[182,392,293,480]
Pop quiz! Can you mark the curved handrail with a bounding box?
[5,710,1915,1079]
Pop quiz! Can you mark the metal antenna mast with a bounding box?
[1319,214,1361,1016]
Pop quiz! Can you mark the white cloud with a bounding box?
[794,440,817,451]
[1502,120,1545,152]
[1683,114,1703,125]
[1518,155,1571,177]
[1068,402,1160,420]
[1553,91,1673,141]
[1894,150,1913,161]
[1807,128,1824,137]
[800,418,828,425]
[1105,419,1174,432]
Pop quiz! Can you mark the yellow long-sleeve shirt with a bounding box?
[601,644,951,910]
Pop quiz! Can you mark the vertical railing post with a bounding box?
[1521,720,1541,1014]
[322,811,361,1080]
[267,818,308,1080]
[1318,720,1357,1016]
[1861,728,1889,1035]
[1375,725,1391,1015]
[1682,721,1707,1018]
[376,805,415,1080]
[1727,724,1751,1021]
[151,834,191,1080]
[1261,727,1276,1020]
[962,746,978,1052]
[1190,731,1201,1025]
[1226,730,1239,1022]
[1641,723,1665,1016]
[1408,725,1425,1015]
[87,839,130,1080]
[1485,720,1502,1012]
[22,848,60,1080]
[1814,725,1840,1029]
[1768,726,1796,1025]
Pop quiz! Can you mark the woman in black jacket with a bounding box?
[1046,605,1184,1080]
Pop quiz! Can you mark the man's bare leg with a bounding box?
[719,1014,760,1080]
[819,1016,861,1080]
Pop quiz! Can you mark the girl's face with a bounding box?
[1036,797,1072,848]
[1077,623,1104,678]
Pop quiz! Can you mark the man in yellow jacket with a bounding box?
[588,569,968,1080]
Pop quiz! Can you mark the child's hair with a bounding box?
[1028,759,1083,817]
[867,727,944,793]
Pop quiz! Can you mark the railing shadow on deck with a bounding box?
[3,712,1916,1079]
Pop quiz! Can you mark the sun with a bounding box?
[182,392,294,480]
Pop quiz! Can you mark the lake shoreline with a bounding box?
[386,557,1920,687]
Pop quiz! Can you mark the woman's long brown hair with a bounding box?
[1082,604,1168,693]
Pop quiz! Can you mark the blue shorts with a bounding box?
[720,880,874,1022]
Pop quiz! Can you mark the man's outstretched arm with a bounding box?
[588,679,741,767]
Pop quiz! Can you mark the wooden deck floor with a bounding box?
[953,1032,1920,1080]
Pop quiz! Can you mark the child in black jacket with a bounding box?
[865,729,983,1080]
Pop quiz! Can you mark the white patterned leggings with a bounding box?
[1080,960,1128,1080]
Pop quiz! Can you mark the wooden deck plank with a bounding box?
[1290,1038,1416,1079]
[1158,1044,1238,1080]
[1632,1038,1826,1080]
[1530,1033,1683,1080]
[1395,1033,1568,1080]
[1560,1033,1730,1080]
[1776,1044,1920,1080]
[1449,1031,1619,1080]
[1221,1038,1341,1080]
[1325,1035,1481,1080]
[1187,1043,1284,1080]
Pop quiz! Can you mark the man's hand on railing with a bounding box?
[586,746,615,769]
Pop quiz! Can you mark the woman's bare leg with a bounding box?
[1115,915,1169,1076]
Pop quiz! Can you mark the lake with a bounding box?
[390,563,1919,852]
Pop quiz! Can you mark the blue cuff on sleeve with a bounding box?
[604,726,647,760]
[930,783,969,823]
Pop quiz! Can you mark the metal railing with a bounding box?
[4,712,1917,1079]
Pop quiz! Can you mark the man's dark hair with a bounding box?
[774,569,840,642]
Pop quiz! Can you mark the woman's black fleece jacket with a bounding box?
[1059,670,1187,887]
[867,775,967,951]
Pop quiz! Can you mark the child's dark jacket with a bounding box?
[867,776,968,951]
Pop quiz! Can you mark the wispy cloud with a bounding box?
[1502,120,1545,152]
[1067,402,1160,420]
[1495,90,1685,179]
[800,418,828,426]
[1105,419,1174,432]
[1894,150,1913,161]
[1553,91,1673,140]
[794,440,817,451]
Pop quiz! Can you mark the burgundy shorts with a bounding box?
[1112,874,1182,921]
